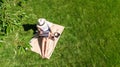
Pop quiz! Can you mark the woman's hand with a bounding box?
[40,31,43,35]
[49,33,55,40]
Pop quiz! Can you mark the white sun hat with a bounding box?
[37,18,49,31]
[38,18,46,26]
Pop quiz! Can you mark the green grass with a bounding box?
[0,0,120,67]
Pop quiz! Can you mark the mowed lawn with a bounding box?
[0,0,120,67]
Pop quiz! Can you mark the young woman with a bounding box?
[37,18,54,58]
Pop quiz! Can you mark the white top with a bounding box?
[37,20,53,31]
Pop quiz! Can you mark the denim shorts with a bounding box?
[39,29,50,37]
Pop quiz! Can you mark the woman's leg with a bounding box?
[44,37,50,58]
[41,38,46,58]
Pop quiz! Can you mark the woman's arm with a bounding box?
[37,25,43,35]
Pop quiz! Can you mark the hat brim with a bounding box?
[37,22,48,31]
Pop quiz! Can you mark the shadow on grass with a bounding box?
[22,24,43,56]
[22,24,37,34]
